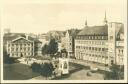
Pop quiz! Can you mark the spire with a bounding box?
[85,19,88,27]
[103,11,107,25]
[105,11,106,19]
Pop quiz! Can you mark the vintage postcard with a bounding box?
[0,0,127,83]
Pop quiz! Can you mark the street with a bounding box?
[52,62,104,80]
[3,59,105,80]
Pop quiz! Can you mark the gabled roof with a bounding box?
[3,33,26,43]
[3,33,41,43]
[78,25,108,36]
[12,37,33,43]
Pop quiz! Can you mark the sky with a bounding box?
[1,0,127,34]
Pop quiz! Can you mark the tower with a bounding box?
[103,11,108,25]
[108,22,123,65]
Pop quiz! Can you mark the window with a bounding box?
[119,49,120,53]
[122,50,123,54]
[92,47,93,50]
[102,48,105,51]
[89,47,91,50]
[110,36,113,40]
[16,48,18,51]
[95,48,97,51]
[15,44,18,46]
[99,48,101,51]
[20,47,22,50]
[8,44,10,47]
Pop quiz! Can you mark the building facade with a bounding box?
[61,29,80,58]
[4,33,42,57]
[75,17,124,66]
[65,30,73,57]
[75,25,109,65]
[6,37,34,57]
[108,22,124,65]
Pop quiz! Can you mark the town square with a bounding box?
[1,0,127,83]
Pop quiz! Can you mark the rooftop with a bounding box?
[78,25,108,36]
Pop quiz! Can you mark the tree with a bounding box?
[41,62,54,80]
[30,62,41,73]
[3,48,16,64]
[42,44,48,55]
[104,64,124,80]
[47,38,58,55]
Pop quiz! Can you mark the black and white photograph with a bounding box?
[0,0,127,83]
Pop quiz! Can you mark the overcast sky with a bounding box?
[1,0,127,34]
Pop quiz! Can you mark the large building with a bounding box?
[3,33,42,57]
[75,14,124,66]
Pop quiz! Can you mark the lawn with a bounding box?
[3,63,40,80]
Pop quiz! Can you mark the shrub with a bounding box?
[31,62,41,73]
[40,62,54,79]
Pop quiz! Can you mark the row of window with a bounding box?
[76,56,108,64]
[117,49,124,54]
[8,43,32,47]
[76,35,108,40]
[75,40,105,45]
[75,46,108,51]
[11,53,32,57]
[76,53,108,59]
[11,53,32,56]
[9,47,32,51]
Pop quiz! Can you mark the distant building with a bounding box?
[4,28,11,34]
[3,33,42,57]
[27,33,38,38]
[61,36,66,49]
[75,13,124,66]
[62,29,80,58]
[37,33,49,46]
[46,30,65,42]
